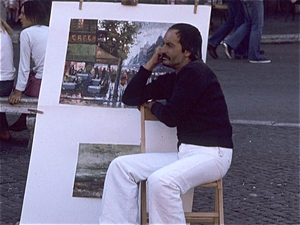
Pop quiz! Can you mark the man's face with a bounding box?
[160,29,191,72]
[19,6,34,28]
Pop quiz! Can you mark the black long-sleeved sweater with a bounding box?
[122,60,233,149]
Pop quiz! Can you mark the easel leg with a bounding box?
[26,114,36,149]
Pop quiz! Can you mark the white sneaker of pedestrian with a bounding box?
[249,58,271,64]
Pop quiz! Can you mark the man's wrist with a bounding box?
[13,89,22,96]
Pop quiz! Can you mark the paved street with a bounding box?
[193,124,299,225]
[0,127,29,225]
[0,6,299,225]
[193,41,300,224]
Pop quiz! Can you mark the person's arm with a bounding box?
[15,30,31,92]
[122,47,164,106]
[9,31,31,105]
[150,64,208,128]
[121,66,152,106]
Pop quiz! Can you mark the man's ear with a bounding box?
[184,50,191,58]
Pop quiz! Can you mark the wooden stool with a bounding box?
[184,179,224,225]
[140,106,224,225]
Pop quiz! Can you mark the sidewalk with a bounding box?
[1,7,299,225]
[209,9,300,43]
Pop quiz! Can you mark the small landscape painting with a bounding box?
[73,143,141,198]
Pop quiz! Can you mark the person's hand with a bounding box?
[9,89,22,105]
[143,100,156,111]
[144,47,164,71]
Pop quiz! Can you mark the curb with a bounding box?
[261,34,300,44]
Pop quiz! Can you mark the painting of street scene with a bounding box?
[73,143,140,198]
[60,19,174,108]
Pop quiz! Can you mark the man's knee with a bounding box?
[147,172,179,195]
[109,155,129,170]
[108,155,138,182]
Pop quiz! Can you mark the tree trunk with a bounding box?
[113,58,123,101]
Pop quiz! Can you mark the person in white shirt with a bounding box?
[0,18,16,141]
[8,0,49,132]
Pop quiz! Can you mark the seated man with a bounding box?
[99,23,233,224]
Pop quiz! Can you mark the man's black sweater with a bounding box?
[122,60,233,149]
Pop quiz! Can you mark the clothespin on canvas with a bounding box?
[79,0,83,10]
[28,109,44,114]
[194,0,199,14]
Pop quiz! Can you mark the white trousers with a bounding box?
[99,144,233,225]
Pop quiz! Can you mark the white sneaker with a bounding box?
[222,43,232,59]
[249,58,271,63]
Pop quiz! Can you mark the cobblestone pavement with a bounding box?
[1,123,299,225]
[0,115,30,225]
[192,124,299,225]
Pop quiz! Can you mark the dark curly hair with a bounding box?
[168,23,202,61]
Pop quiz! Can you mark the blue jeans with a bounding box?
[0,80,14,131]
[226,0,264,60]
[208,0,247,56]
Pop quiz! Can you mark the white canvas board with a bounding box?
[20,2,211,224]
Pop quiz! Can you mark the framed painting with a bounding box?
[60,19,174,107]
[73,143,141,198]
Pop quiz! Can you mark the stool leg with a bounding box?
[214,185,219,225]
[218,180,224,225]
[141,180,147,225]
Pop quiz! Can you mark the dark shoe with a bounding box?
[9,114,28,132]
[235,51,264,60]
[9,120,28,132]
[9,124,27,132]
[208,44,218,59]
[0,130,12,142]
[235,55,248,60]
[223,43,232,59]
[249,58,271,64]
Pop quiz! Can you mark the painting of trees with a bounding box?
[98,20,140,99]
[61,19,172,107]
